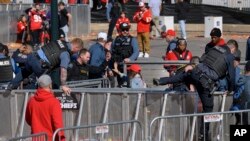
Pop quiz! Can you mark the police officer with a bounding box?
[112,22,139,87]
[0,43,19,88]
[153,45,235,140]
[6,38,84,95]
[67,48,111,81]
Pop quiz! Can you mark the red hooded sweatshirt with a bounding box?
[25,88,65,141]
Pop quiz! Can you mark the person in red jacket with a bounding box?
[205,27,226,53]
[164,38,192,75]
[133,2,152,58]
[115,11,130,35]
[16,15,27,43]
[28,3,46,46]
[26,74,65,141]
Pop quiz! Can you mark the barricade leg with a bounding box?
[74,93,85,141]
[19,92,29,137]
[158,93,168,141]
[101,92,111,139]
[216,93,227,141]
[131,93,142,141]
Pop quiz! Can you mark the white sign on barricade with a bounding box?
[95,125,109,134]
[204,114,223,123]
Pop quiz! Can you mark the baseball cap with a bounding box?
[210,28,222,37]
[138,2,145,7]
[127,64,141,73]
[38,74,52,88]
[245,61,250,71]
[97,32,107,41]
[166,29,176,36]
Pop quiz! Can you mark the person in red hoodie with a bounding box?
[115,11,130,35]
[205,27,226,53]
[133,2,152,58]
[25,74,65,141]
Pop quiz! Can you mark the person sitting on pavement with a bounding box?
[89,32,108,79]
[111,22,139,87]
[164,38,192,75]
[67,48,111,81]
[205,27,226,53]
[163,29,177,54]
[25,74,65,141]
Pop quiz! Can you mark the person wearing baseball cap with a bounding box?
[89,32,108,79]
[127,64,146,88]
[133,1,152,58]
[164,29,177,53]
[205,28,226,53]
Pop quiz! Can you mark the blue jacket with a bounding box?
[89,42,106,67]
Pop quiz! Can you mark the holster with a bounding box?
[198,71,216,92]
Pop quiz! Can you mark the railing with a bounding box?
[0,4,90,43]
[0,89,232,140]
[149,109,250,141]
[52,120,143,141]
[190,0,250,11]
[66,78,110,88]
[8,132,48,141]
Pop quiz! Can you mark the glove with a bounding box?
[153,78,160,86]
[3,83,13,97]
[118,72,126,78]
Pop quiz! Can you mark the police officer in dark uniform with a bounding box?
[67,48,111,81]
[6,38,83,95]
[112,22,139,87]
[154,45,235,140]
[0,43,19,89]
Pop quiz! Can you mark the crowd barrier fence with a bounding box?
[0,88,234,140]
[8,132,48,141]
[0,4,90,43]
[52,120,143,141]
[149,109,250,141]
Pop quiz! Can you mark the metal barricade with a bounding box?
[149,109,250,141]
[52,120,143,141]
[66,78,110,88]
[0,89,235,140]
[8,132,48,141]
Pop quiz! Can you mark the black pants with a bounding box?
[31,29,41,46]
[159,69,214,138]
[107,18,118,40]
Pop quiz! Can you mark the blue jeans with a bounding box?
[178,20,187,39]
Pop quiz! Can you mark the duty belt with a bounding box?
[195,68,217,93]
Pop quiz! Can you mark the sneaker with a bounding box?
[138,52,144,58]
[144,53,149,58]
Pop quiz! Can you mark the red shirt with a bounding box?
[29,10,45,31]
[17,21,26,34]
[25,88,65,141]
[133,8,152,33]
[164,49,193,73]
[116,17,130,31]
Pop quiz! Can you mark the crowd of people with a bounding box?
[0,1,250,141]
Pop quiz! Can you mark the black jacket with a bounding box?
[67,60,108,81]
[175,1,189,21]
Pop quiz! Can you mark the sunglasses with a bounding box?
[122,29,129,32]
